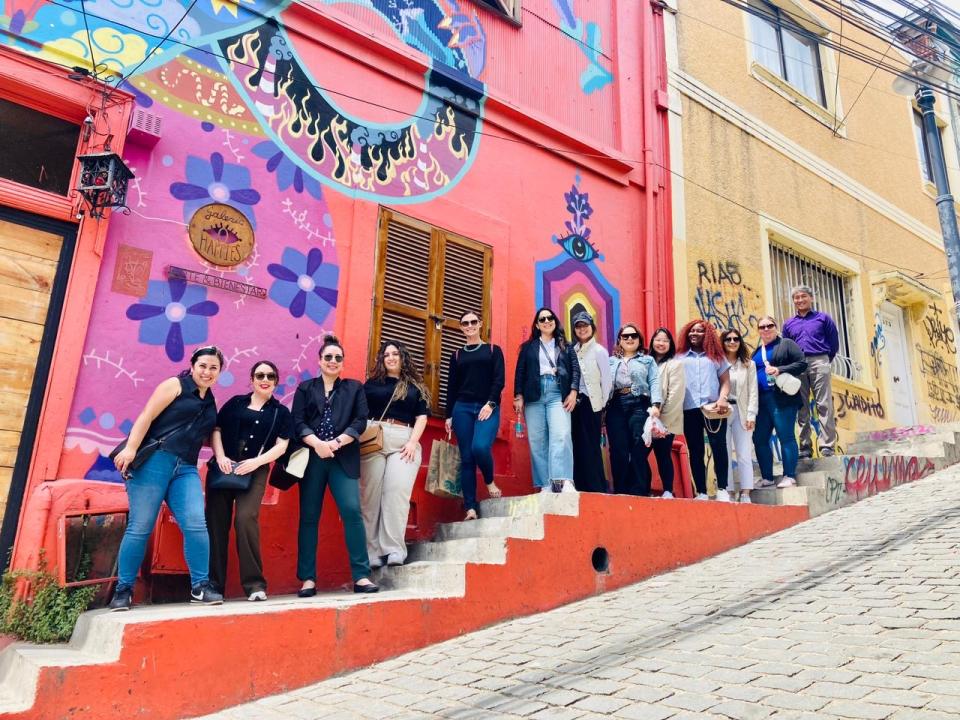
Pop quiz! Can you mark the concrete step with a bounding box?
[478,492,580,518]
[434,513,545,541]
[751,485,832,517]
[371,561,465,595]
[407,536,508,565]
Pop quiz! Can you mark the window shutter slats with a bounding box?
[380,310,428,377]
[441,240,486,322]
[438,324,467,414]
[384,222,431,309]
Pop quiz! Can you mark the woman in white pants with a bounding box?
[360,341,429,567]
[721,329,758,503]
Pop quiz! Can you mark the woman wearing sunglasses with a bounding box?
[677,320,732,500]
[514,307,580,493]
[206,360,292,600]
[109,346,225,611]
[720,330,758,503]
[292,335,378,595]
[360,341,429,568]
[444,310,505,520]
[648,328,684,498]
[752,316,807,490]
[607,324,661,495]
[571,311,612,492]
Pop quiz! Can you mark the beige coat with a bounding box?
[728,359,758,429]
[657,358,685,436]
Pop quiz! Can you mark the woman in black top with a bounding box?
[360,341,429,568]
[109,346,224,611]
[444,310,505,520]
[292,335,378,595]
[513,307,580,493]
[206,360,292,601]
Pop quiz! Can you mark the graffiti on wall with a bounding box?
[550,0,614,94]
[3,0,488,203]
[693,259,762,339]
[842,455,936,502]
[869,312,885,380]
[835,387,885,420]
[536,175,620,348]
[923,303,956,353]
[917,345,960,411]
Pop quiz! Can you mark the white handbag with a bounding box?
[761,343,801,396]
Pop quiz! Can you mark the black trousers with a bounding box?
[649,434,675,495]
[205,465,268,596]
[683,409,728,495]
[606,394,652,496]
[571,399,606,493]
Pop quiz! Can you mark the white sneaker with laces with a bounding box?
[695,493,708,500]
[716,489,731,502]
[561,480,577,493]
[248,590,267,602]
[740,494,752,504]
[661,491,674,499]
[777,476,796,488]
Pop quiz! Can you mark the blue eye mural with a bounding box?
[552,182,603,263]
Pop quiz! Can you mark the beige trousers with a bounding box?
[359,422,422,563]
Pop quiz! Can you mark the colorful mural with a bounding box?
[536,176,620,347]
[550,0,614,94]
[2,0,487,202]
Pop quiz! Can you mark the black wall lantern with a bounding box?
[76,151,134,219]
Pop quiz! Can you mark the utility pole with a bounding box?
[916,85,960,315]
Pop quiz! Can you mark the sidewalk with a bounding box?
[196,469,960,720]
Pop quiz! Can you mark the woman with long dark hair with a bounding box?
[293,335,378,595]
[571,311,611,492]
[648,328,684,498]
[677,320,732,500]
[444,310,505,520]
[206,360,292,600]
[720,329,758,503]
[607,324,661,496]
[109,346,225,611]
[513,307,580,493]
[360,341,429,567]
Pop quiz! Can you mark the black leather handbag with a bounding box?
[207,405,279,491]
[109,406,206,479]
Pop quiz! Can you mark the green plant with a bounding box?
[0,553,99,644]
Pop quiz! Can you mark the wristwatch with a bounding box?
[334,437,342,448]
[652,402,662,409]
[486,401,498,409]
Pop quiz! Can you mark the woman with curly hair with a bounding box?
[677,320,732,500]
[360,341,429,568]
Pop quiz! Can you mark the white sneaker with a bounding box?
[716,489,731,502]
[561,480,577,493]
[695,493,708,500]
[777,476,796,488]
[539,485,552,494]
[247,590,267,602]
[661,491,674,499]
[740,494,752,504]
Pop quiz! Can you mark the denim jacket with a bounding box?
[608,354,662,404]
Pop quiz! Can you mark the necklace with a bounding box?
[462,342,484,353]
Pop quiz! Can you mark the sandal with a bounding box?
[464,509,478,521]
[487,482,502,499]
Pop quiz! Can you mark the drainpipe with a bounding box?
[641,0,657,332]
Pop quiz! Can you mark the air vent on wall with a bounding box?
[127,107,163,147]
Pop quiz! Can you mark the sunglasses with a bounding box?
[322,354,344,362]
[253,372,278,381]
[758,323,776,330]
[537,316,556,323]
[620,332,640,340]
[723,337,741,344]
[460,318,479,327]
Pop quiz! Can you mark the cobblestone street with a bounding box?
[198,470,960,720]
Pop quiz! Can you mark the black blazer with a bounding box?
[513,339,582,403]
[215,393,293,460]
[292,377,368,477]
[761,337,808,408]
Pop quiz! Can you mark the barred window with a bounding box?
[769,243,860,381]
[371,209,492,416]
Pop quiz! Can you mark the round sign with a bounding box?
[188,203,255,267]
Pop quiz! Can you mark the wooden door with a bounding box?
[0,208,74,522]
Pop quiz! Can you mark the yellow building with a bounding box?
[664,0,960,449]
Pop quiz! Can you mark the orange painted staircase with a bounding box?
[0,493,807,719]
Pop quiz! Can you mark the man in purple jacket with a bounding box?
[782,285,839,458]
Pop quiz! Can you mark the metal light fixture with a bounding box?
[75,151,134,219]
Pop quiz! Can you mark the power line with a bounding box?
[113,0,200,88]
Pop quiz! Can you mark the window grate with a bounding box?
[769,243,860,381]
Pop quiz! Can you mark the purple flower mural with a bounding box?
[252,141,323,200]
[267,247,339,325]
[169,152,261,225]
[126,279,219,362]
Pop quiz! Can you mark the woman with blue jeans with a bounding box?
[752,316,808,489]
[513,307,580,493]
[444,310,505,520]
[109,346,225,611]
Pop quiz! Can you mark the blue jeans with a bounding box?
[116,450,210,588]
[451,401,500,513]
[753,391,800,481]
[524,376,573,488]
